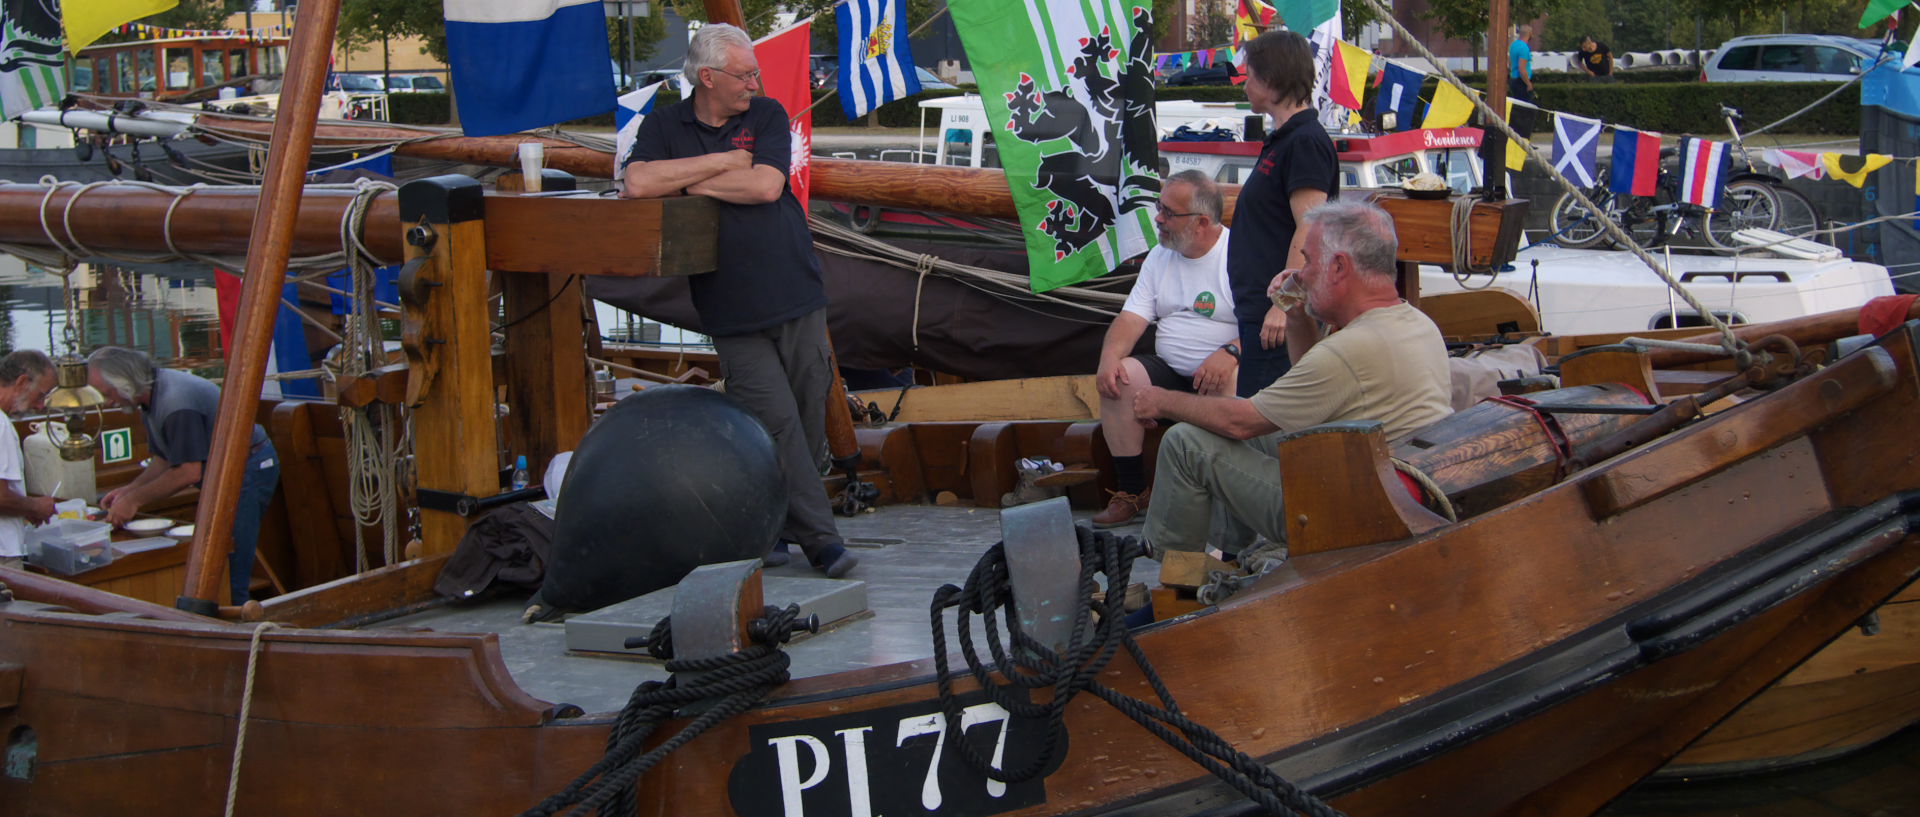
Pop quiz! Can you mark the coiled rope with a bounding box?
[520,604,805,817]
[930,526,1344,817]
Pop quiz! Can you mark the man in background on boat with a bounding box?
[1129,201,1451,554]
[1092,170,1239,528]
[1227,30,1338,398]
[618,23,857,578]
[0,350,57,571]
[86,347,281,604]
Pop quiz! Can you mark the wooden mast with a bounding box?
[176,0,344,614]
[1486,0,1510,197]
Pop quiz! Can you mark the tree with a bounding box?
[337,0,449,65]
[1417,0,1573,44]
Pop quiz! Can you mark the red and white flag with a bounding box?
[1680,137,1730,208]
[1761,148,1825,181]
[757,20,812,209]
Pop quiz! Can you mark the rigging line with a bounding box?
[1356,0,1744,360]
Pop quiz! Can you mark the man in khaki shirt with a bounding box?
[1130,199,1451,554]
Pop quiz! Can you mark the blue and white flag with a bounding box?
[837,0,920,120]
[1551,113,1601,188]
[444,0,616,137]
[613,80,664,177]
[1375,62,1423,132]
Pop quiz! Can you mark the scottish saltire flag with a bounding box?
[1327,40,1369,111]
[1551,113,1601,187]
[951,0,1159,292]
[1610,127,1660,196]
[1679,137,1730,207]
[1,0,66,121]
[63,0,177,53]
[759,21,814,209]
[838,0,920,120]
[613,81,663,179]
[1375,62,1422,131]
[444,0,615,137]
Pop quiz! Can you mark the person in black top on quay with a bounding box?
[1579,35,1615,80]
[1226,29,1338,397]
[619,23,856,579]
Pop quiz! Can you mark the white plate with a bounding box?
[166,524,194,540]
[123,518,174,533]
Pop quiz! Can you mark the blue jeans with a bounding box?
[229,441,281,605]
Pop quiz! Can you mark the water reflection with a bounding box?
[0,252,226,377]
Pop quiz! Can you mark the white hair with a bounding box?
[685,24,752,86]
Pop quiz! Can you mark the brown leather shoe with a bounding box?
[1090,489,1149,528]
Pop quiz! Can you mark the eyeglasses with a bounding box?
[710,67,763,84]
[1156,207,1202,220]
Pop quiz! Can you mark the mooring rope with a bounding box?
[520,605,805,817]
[930,526,1345,817]
[223,620,281,817]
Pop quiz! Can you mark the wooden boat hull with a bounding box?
[6,322,1920,815]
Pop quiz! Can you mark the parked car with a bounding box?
[1164,63,1238,87]
[811,54,839,89]
[387,75,445,93]
[915,66,957,90]
[334,73,385,93]
[1702,34,1884,82]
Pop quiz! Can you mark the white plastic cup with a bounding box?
[518,142,545,192]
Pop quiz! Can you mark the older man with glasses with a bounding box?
[619,23,857,578]
[1088,170,1239,528]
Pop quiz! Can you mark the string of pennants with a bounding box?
[1326,44,1910,206]
[1156,46,1238,73]
[114,22,291,42]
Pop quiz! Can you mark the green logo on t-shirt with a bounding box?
[1192,291,1216,317]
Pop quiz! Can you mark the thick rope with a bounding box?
[224,621,281,817]
[1391,456,1458,522]
[931,526,1344,817]
[1449,195,1497,288]
[520,605,803,817]
[1355,0,1743,360]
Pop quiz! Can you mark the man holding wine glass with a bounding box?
[1127,200,1453,558]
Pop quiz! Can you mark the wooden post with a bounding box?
[177,0,344,614]
[1485,0,1511,197]
[399,176,500,557]
[498,176,590,478]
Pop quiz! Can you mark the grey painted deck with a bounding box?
[378,503,1157,715]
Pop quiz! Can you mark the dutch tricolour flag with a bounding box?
[1680,137,1730,208]
[838,0,921,120]
[444,0,616,137]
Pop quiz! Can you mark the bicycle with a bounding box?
[1548,104,1821,252]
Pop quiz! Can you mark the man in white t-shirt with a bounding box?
[1091,170,1239,527]
[0,350,58,571]
[1131,200,1452,555]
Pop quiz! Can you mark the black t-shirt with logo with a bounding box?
[627,95,827,336]
[1225,108,1339,325]
[1583,43,1614,76]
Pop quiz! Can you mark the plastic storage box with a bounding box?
[28,519,113,575]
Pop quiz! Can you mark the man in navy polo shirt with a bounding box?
[620,23,856,578]
[1228,30,1338,397]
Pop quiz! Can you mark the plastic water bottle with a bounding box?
[511,455,530,491]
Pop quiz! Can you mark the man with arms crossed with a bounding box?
[1131,201,1452,555]
[620,23,856,577]
[1091,171,1239,528]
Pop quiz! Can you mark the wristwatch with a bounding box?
[1220,343,1240,360]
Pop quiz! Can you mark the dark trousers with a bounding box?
[230,441,281,605]
[1234,319,1292,397]
[712,308,842,559]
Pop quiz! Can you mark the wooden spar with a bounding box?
[1488,0,1509,122]
[178,0,344,613]
[1648,299,1920,367]
[0,182,405,259]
